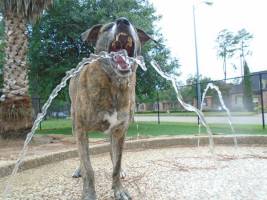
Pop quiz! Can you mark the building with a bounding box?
[229,70,267,111]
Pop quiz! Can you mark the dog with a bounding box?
[69,18,153,200]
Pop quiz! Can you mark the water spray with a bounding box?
[150,60,215,152]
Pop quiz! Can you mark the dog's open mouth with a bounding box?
[109,32,134,75]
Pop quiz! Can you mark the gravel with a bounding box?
[1,146,267,200]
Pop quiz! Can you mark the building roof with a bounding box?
[230,70,267,94]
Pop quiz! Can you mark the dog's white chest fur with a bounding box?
[103,111,123,134]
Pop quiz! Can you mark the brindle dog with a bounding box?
[69,18,153,200]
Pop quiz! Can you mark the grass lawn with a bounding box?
[37,118,267,138]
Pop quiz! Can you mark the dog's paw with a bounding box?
[72,166,82,178]
[81,193,96,200]
[114,187,132,200]
[120,169,127,179]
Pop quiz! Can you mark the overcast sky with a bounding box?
[150,0,267,82]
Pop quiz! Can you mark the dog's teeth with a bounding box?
[116,32,128,41]
[127,37,133,48]
[119,32,128,36]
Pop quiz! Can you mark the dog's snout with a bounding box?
[116,17,130,26]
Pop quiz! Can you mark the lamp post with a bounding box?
[192,0,213,124]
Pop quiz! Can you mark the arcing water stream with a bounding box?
[150,60,215,151]
[199,83,238,147]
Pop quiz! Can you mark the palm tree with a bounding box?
[0,0,52,138]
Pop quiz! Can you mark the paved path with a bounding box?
[135,113,267,125]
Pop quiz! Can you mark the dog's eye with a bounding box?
[102,23,114,32]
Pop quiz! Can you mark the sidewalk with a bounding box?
[135,114,266,124]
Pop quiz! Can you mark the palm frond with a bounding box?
[2,0,53,21]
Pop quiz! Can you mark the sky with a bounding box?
[150,0,267,82]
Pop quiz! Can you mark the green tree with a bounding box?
[215,29,235,81]
[233,29,253,75]
[29,0,179,104]
[0,0,52,138]
[181,75,231,109]
[216,28,253,79]
[242,61,253,111]
[181,76,211,105]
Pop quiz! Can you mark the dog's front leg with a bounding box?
[76,129,96,200]
[110,129,131,200]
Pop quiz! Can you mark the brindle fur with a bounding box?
[69,18,152,200]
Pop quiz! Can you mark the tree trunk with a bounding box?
[223,57,227,81]
[0,13,33,139]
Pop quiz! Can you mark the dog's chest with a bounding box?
[102,111,128,134]
[87,66,132,111]
[74,62,133,132]
[91,77,132,132]
[90,84,131,111]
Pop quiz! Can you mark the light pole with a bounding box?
[192,0,213,124]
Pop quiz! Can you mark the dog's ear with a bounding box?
[81,24,102,44]
[137,28,157,45]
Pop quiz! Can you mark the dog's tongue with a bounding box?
[113,54,129,70]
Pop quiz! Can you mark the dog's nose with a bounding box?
[116,18,130,26]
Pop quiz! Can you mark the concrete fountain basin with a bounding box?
[1,135,267,199]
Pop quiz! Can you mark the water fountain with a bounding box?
[198,83,238,148]
[2,54,265,200]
